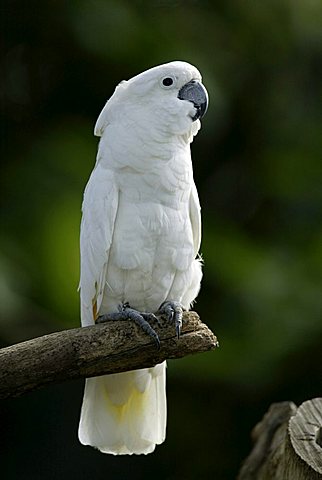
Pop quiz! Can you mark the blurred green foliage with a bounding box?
[1,1,322,479]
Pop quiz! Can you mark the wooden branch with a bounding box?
[238,398,322,480]
[0,311,218,400]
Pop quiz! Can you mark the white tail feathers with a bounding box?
[78,362,167,455]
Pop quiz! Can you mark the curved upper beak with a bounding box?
[178,80,209,121]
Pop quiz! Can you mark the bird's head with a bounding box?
[94,61,208,140]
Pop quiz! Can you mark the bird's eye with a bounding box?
[160,75,176,89]
[162,77,174,86]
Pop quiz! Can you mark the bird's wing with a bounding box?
[79,163,119,326]
[189,181,202,257]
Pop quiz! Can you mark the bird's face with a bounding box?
[95,61,208,139]
[125,61,208,136]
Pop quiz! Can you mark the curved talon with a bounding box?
[123,305,160,349]
[97,303,160,349]
[158,300,184,338]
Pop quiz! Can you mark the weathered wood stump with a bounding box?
[238,398,322,479]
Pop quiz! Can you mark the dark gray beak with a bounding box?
[178,80,208,121]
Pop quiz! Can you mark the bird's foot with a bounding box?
[97,303,161,349]
[157,300,184,338]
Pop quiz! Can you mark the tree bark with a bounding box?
[238,398,322,479]
[0,311,218,400]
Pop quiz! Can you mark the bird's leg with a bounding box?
[157,300,185,338]
[97,303,161,349]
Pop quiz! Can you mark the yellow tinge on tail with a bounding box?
[79,364,166,454]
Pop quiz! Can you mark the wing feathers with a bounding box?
[189,182,202,257]
[79,164,119,326]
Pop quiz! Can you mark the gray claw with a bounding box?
[158,300,184,338]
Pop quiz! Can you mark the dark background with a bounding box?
[1,1,322,478]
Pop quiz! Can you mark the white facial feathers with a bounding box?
[94,61,204,138]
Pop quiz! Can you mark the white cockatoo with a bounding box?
[78,61,208,455]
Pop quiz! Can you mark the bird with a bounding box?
[78,60,208,455]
